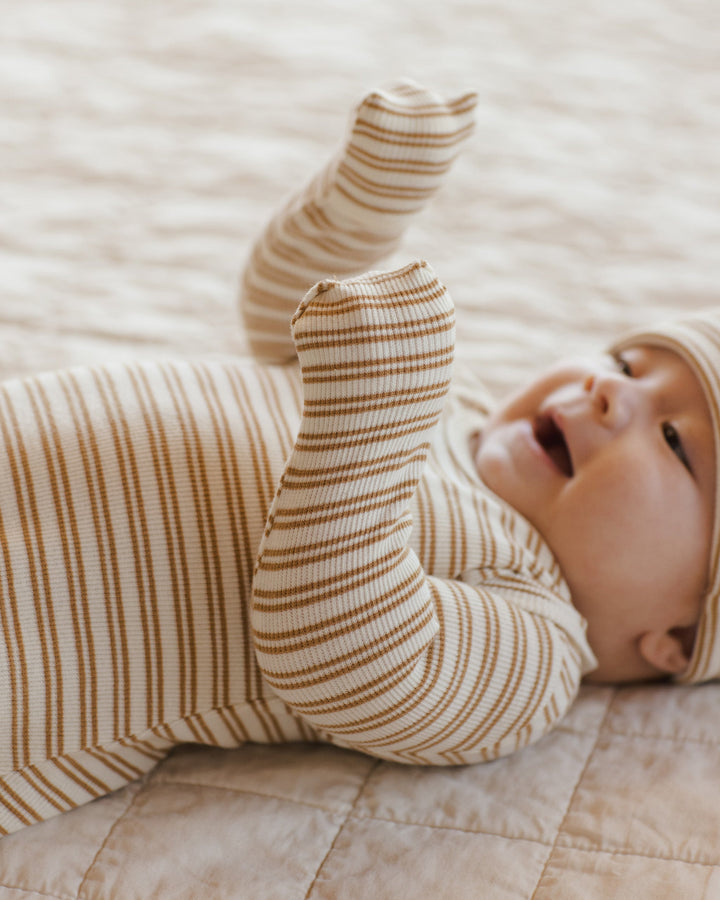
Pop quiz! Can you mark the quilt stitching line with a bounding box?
[349,809,556,846]
[601,728,720,748]
[155,779,355,816]
[303,759,381,900]
[0,884,75,900]
[75,779,148,899]
[529,691,615,900]
[551,839,720,869]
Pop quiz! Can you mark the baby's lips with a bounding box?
[534,409,574,478]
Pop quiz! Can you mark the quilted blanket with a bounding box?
[1,0,719,897]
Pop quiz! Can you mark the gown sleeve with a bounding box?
[251,262,586,764]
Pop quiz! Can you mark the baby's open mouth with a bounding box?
[533,413,573,477]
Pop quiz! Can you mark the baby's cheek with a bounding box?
[565,474,662,581]
[474,428,521,502]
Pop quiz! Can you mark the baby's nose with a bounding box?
[584,374,608,414]
[585,371,634,429]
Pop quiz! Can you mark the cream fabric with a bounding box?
[0,78,594,834]
[0,359,308,833]
[0,266,591,832]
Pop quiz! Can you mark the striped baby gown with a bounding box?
[0,80,595,834]
[0,358,309,833]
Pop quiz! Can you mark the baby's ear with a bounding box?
[638,629,693,676]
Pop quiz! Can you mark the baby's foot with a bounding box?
[240,81,474,362]
[315,79,478,235]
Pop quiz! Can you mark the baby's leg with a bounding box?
[251,261,455,751]
[251,263,585,764]
[240,80,476,362]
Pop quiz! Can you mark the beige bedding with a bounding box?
[1,0,720,897]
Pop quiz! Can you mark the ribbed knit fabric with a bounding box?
[240,79,478,362]
[0,80,595,834]
[0,360,311,834]
[252,263,594,764]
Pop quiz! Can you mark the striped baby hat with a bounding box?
[611,312,720,684]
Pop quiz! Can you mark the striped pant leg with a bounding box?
[239,80,477,362]
[251,262,457,753]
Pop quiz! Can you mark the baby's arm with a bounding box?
[239,80,477,363]
[251,263,584,764]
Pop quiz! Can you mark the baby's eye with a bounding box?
[662,422,692,473]
[614,354,632,377]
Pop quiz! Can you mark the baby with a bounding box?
[242,79,720,691]
[0,80,718,835]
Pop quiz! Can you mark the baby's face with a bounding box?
[474,344,716,682]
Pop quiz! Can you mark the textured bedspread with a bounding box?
[1,0,720,897]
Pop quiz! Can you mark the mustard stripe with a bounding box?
[0,506,28,769]
[95,368,159,729]
[33,379,94,749]
[68,370,131,738]
[167,365,223,710]
[134,365,190,718]
[0,384,60,758]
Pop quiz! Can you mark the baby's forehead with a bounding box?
[613,342,706,388]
